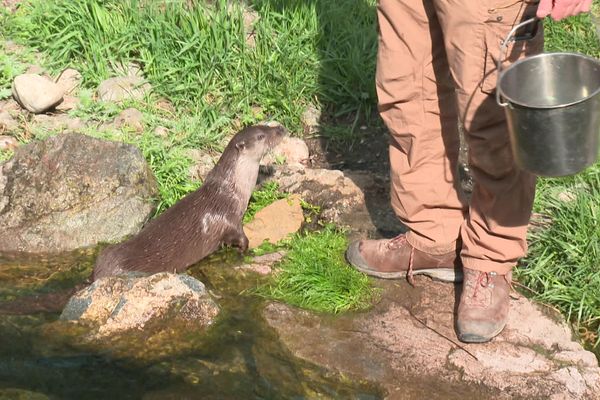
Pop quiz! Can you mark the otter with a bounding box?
[92,124,286,281]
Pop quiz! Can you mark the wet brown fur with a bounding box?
[92,125,286,281]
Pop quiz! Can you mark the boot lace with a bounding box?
[385,235,415,285]
[465,271,496,307]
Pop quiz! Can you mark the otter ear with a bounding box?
[235,141,246,151]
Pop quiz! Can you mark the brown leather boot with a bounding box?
[345,233,462,283]
[456,267,512,343]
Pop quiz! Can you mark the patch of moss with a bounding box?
[256,225,379,314]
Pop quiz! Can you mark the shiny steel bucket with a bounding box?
[497,18,600,177]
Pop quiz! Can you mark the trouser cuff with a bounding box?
[461,256,514,275]
[406,231,459,255]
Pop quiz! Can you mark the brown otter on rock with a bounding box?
[92,124,286,281]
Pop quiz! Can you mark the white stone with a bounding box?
[12,74,64,114]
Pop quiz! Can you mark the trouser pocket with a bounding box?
[480,0,544,94]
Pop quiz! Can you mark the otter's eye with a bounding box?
[257,134,265,140]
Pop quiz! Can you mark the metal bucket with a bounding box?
[497,18,600,177]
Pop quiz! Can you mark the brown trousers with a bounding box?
[377,0,544,274]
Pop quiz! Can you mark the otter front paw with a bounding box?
[235,234,249,253]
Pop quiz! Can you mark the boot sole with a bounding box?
[457,325,506,343]
[345,242,463,283]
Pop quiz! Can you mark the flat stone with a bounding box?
[155,98,175,114]
[267,167,404,239]
[233,251,286,275]
[97,76,151,103]
[0,98,22,114]
[113,107,144,133]
[263,278,600,399]
[270,167,366,224]
[243,195,304,248]
[12,74,64,113]
[3,40,23,53]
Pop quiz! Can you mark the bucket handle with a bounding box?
[496,17,541,107]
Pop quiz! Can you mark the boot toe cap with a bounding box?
[457,318,506,343]
[345,241,368,270]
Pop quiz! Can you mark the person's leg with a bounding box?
[346,0,467,283]
[433,0,543,342]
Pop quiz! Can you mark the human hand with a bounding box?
[536,0,593,21]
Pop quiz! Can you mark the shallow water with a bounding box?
[0,250,382,399]
[1,249,587,399]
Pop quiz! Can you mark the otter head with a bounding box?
[231,124,287,162]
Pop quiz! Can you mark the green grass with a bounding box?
[516,5,600,347]
[0,0,378,138]
[256,225,379,314]
[0,40,38,99]
[517,165,600,344]
[544,11,600,58]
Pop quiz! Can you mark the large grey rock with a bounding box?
[264,279,600,400]
[61,272,220,338]
[0,133,158,253]
[97,76,151,102]
[11,74,64,113]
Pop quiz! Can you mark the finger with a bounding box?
[536,0,554,18]
[562,2,579,18]
[563,0,588,18]
[551,0,575,20]
[572,3,585,15]
[578,0,593,13]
